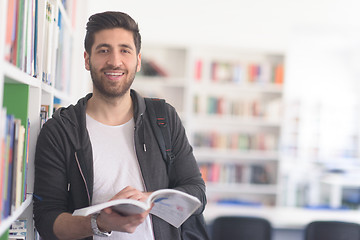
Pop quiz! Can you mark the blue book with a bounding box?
[2,115,15,218]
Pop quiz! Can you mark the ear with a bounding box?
[136,53,141,72]
[84,51,90,71]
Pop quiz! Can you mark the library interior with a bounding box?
[1,0,360,239]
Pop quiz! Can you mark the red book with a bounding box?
[5,0,17,62]
[211,163,220,182]
[199,165,208,182]
[194,59,202,81]
[275,64,284,85]
[248,64,256,83]
[11,0,20,65]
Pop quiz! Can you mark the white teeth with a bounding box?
[105,72,124,76]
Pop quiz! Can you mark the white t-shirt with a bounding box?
[86,114,154,240]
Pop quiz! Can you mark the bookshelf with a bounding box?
[0,0,80,239]
[132,44,285,207]
[189,47,284,207]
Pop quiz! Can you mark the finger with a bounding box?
[103,207,113,215]
[110,187,140,200]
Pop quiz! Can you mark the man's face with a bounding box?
[84,28,141,98]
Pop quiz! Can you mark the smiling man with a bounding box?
[33,11,207,240]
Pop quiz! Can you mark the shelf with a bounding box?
[192,82,283,95]
[0,196,33,236]
[195,148,279,162]
[206,183,278,195]
[192,115,282,128]
[4,62,40,88]
[41,82,54,94]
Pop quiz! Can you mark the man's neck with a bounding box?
[86,91,133,126]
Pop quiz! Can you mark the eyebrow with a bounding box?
[95,43,134,51]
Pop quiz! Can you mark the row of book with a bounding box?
[54,6,73,93]
[5,0,37,76]
[0,109,30,222]
[1,219,41,240]
[194,59,284,84]
[193,95,282,120]
[40,105,49,128]
[40,99,64,127]
[193,131,278,151]
[199,162,277,185]
[8,219,27,239]
[4,0,74,93]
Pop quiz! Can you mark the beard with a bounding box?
[89,60,137,99]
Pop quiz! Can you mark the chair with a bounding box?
[211,216,272,240]
[304,221,360,240]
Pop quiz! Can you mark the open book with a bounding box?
[72,189,201,228]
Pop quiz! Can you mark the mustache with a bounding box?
[101,67,126,72]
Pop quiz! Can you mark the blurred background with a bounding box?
[81,0,360,238]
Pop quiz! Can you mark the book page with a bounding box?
[72,198,148,216]
[149,189,201,228]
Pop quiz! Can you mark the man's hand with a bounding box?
[97,186,153,233]
[54,186,153,239]
[96,206,151,233]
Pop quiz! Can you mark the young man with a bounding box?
[33,11,207,240]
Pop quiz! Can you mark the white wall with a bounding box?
[85,0,360,53]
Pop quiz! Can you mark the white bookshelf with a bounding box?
[189,46,284,207]
[0,0,82,238]
[132,44,285,207]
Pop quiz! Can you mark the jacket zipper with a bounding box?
[134,113,155,238]
[74,151,91,205]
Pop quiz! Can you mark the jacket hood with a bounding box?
[51,90,146,151]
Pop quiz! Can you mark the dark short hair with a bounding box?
[84,11,141,55]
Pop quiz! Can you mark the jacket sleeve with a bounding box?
[33,119,71,240]
[166,104,207,214]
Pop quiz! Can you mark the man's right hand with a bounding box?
[97,186,152,233]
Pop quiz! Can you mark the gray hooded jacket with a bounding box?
[33,90,206,239]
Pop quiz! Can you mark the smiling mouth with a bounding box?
[104,72,125,76]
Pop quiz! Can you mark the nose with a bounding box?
[107,52,123,67]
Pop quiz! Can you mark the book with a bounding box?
[11,119,21,213]
[22,119,30,202]
[194,59,202,81]
[0,108,7,218]
[4,0,16,62]
[9,219,27,239]
[3,114,15,218]
[73,189,201,228]
[15,124,25,209]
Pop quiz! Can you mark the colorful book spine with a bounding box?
[5,0,38,77]
[4,0,17,62]
[193,131,278,151]
[3,115,15,219]
[198,163,243,184]
[22,119,30,202]
[198,59,284,85]
[0,114,29,220]
[0,108,7,220]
